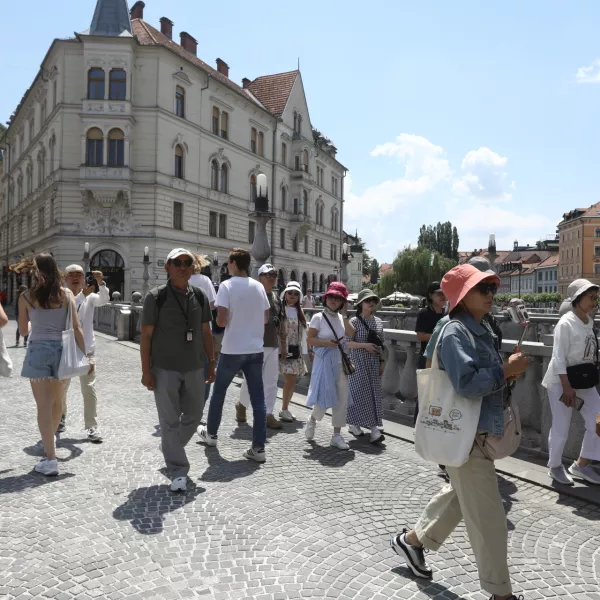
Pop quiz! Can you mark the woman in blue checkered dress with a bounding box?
[346,289,385,443]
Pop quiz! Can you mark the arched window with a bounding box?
[49,137,56,173]
[86,128,103,167]
[174,144,184,179]
[37,151,45,185]
[302,149,309,172]
[109,69,126,100]
[212,106,220,135]
[293,197,299,214]
[88,68,105,99]
[216,164,226,194]
[26,165,32,196]
[211,159,219,190]
[221,111,228,139]
[319,274,325,292]
[297,115,302,135]
[108,129,125,167]
[175,86,185,118]
[258,132,264,156]
[312,273,317,292]
[281,186,287,211]
[17,179,23,203]
[293,111,297,132]
[303,190,309,216]
[251,128,257,153]
[250,175,257,201]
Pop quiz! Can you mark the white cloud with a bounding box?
[452,147,514,201]
[344,134,452,220]
[576,59,600,83]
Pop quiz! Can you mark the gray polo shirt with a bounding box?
[142,284,211,372]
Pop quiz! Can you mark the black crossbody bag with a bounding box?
[357,315,384,347]
[322,312,356,376]
[566,328,599,389]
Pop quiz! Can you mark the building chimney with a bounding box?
[242,77,251,89]
[180,32,198,56]
[160,17,173,39]
[216,58,229,78]
[130,1,145,20]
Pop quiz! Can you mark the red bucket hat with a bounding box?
[441,264,500,312]
[323,281,349,300]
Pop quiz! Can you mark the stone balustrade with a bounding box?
[94,303,594,462]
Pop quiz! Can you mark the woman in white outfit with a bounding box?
[543,278,600,485]
[305,282,355,449]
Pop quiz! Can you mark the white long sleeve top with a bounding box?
[75,284,110,355]
[542,311,597,388]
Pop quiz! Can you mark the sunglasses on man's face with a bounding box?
[474,282,498,296]
[171,258,193,268]
[263,273,277,279]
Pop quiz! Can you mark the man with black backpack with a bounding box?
[141,248,215,492]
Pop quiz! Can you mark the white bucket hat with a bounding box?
[281,281,302,300]
[567,279,599,305]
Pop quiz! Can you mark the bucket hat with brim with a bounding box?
[441,264,501,312]
[568,279,599,305]
[356,288,379,306]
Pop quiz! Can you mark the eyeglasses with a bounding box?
[364,298,378,304]
[328,296,344,302]
[171,258,193,268]
[263,273,277,279]
[287,291,300,296]
[475,282,498,296]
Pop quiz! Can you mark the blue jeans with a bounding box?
[206,352,266,449]
[203,354,212,402]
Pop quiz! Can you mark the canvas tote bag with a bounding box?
[58,291,89,380]
[0,327,13,377]
[415,320,482,467]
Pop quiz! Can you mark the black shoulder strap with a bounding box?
[189,285,205,308]
[357,315,371,332]
[154,284,169,310]
[322,312,343,342]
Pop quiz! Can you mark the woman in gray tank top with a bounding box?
[17,253,88,477]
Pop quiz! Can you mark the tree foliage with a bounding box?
[495,292,562,304]
[418,221,460,261]
[369,258,380,284]
[391,246,457,297]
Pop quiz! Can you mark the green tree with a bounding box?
[392,246,457,296]
[418,221,460,261]
[376,271,397,297]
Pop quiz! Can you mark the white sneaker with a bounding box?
[197,426,218,447]
[279,409,296,422]
[330,434,350,450]
[87,427,103,443]
[170,477,187,492]
[370,427,385,443]
[305,419,316,440]
[348,425,364,437]
[243,447,266,463]
[34,458,59,477]
[569,462,600,484]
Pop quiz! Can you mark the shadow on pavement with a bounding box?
[390,567,465,599]
[348,436,387,455]
[0,471,76,494]
[266,419,305,437]
[113,483,205,535]
[302,441,356,468]
[22,437,85,463]
[555,493,600,521]
[199,447,261,483]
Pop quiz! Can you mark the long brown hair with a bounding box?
[281,291,307,329]
[30,253,64,308]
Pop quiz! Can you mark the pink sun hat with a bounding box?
[441,264,500,312]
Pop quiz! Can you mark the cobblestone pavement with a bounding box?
[1,321,600,600]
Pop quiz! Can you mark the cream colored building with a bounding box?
[0,0,347,301]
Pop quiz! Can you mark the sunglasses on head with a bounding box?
[171,258,193,268]
[474,282,498,296]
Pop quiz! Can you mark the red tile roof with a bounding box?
[247,71,299,116]
[131,19,266,111]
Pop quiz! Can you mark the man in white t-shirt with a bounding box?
[61,264,110,442]
[198,248,270,462]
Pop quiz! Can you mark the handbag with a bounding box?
[474,395,521,461]
[322,312,356,376]
[58,290,90,380]
[358,316,384,347]
[414,320,482,468]
[0,327,13,377]
[566,327,600,389]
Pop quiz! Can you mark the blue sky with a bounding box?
[2,1,600,264]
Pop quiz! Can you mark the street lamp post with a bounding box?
[341,241,350,286]
[142,246,150,297]
[211,251,219,285]
[83,242,90,274]
[249,173,274,279]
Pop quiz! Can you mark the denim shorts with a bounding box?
[21,340,63,380]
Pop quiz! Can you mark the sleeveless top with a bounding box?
[23,294,68,342]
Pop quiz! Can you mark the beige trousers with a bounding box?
[62,371,98,430]
[311,368,349,428]
[414,443,511,597]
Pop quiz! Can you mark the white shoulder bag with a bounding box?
[414,319,482,468]
[0,327,13,377]
[58,291,89,380]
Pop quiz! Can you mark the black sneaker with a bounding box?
[391,529,432,579]
[56,415,66,434]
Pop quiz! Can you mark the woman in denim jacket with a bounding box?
[391,264,530,600]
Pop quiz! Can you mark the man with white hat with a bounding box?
[141,248,215,492]
[61,264,109,441]
[237,263,282,428]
